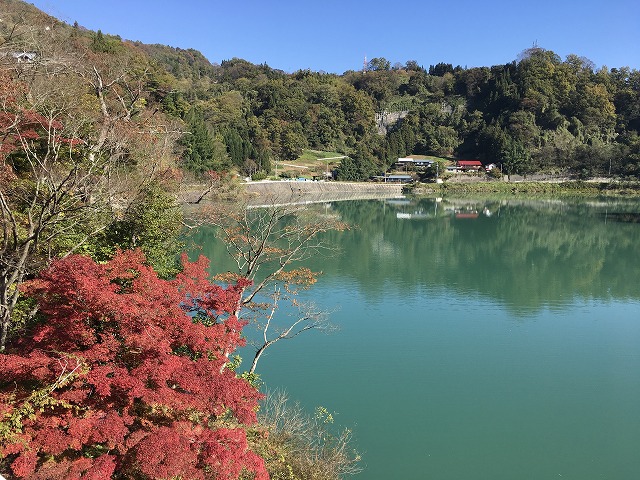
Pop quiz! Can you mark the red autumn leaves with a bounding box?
[0,250,268,479]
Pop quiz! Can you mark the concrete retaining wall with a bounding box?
[245,180,401,195]
[243,180,404,206]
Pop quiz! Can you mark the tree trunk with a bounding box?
[0,310,9,352]
[249,342,273,375]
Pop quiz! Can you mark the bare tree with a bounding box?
[197,198,348,372]
[248,287,336,374]
[0,31,181,350]
[181,170,239,205]
[0,70,111,349]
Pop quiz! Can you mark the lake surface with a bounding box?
[188,197,640,480]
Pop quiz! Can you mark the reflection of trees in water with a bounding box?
[187,198,640,315]
[604,212,640,224]
[317,198,640,313]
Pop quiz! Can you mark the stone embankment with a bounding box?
[243,180,404,206]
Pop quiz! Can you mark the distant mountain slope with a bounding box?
[134,43,218,80]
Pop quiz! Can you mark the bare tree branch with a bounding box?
[194,198,347,373]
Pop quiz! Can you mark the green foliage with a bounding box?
[90,29,124,54]
[429,62,456,76]
[279,125,308,161]
[5,0,640,182]
[240,371,263,389]
[136,43,218,80]
[223,128,253,167]
[368,57,391,71]
[103,182,184,277]
[162,91,191,117]
[180,108,231,174]
[335,154,370,181]
[501,138,532,176]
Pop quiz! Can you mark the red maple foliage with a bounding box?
[0,250,268,479]
[0,72,68,162]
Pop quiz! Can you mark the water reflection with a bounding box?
[186,196,640,479]
[188,197,640,315]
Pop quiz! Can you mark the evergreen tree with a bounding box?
[180,108,230,174]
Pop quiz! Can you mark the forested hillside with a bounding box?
[3,0,640,341]
[3,0,638,183]
[144,46,640,181]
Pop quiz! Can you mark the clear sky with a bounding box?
[29,0,640,73]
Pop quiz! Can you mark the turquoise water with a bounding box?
[189,197,640,479]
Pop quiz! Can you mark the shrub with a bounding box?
[255,391,361,480]
[0,250,267,479]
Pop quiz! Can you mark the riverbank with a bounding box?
[411,179,640,197]
[180,178,640,208]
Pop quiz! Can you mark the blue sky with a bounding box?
[30,0,640,73]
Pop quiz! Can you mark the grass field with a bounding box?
[274,149,346,178]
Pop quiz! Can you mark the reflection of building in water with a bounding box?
[385,199,412,206]
[396,212,430,219]
[383,197,499,221]
[454,211,479,219]
[385,198,432,219]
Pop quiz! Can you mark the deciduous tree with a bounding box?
[0,250,268,480]
[0,72,111,350]
[200,201,347,373]
[1,36,182,350]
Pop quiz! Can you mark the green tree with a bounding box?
[477,124,510,162]
[279,123,307,161]
[180,108,230,174]
[368,57,391,71]
[223,128,252,166]
[335,156,360,181]
[429,62,455,76]
[501,137,532,178]
[336,145,379,181]
[90,29,123,54]
[103,182,184,278]
[570,82,617,142]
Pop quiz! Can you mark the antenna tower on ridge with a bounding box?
[363,55,368,73]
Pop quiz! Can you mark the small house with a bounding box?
[395,158,434,170]
[456,160,483,172]
[12,52,37,63]
[385,174,413,183]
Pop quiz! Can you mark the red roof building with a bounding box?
[456,160,483,171]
